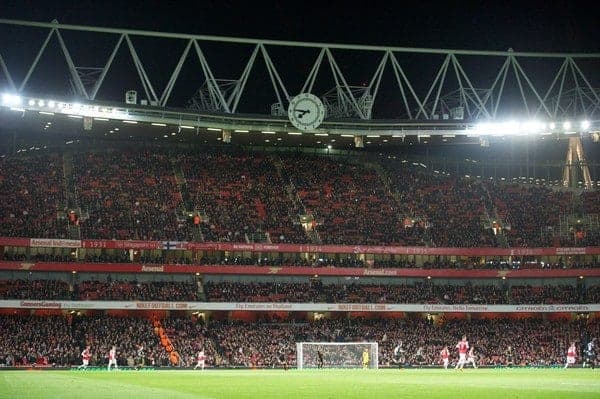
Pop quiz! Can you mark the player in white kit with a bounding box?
[108,346,118,371]
[467,346,477,369]
[194,349,206,370]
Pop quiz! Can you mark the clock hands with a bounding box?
[295,109,311,119]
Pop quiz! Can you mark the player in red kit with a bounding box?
[440,346,450,369]
[564,342,577,369]
[78,346,91,370]
[455,335,469,371]
[107,346,118,371]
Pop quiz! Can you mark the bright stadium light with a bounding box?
[563,121,572,130]
[549,122,556,130]
[503,121,521,135]
[47,100,56,108]
[581,120,590,130]
[2,93,22,106]
[522,120,544,134]
[28,99,35,106]
[37,100,45,107]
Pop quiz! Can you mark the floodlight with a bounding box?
[563,121,572,130]
[28,99,35,106]
[37,100,45,107]
[549,122,556,130]
[522,120,544,134]
[2,93,22,106]
[47,100,56,108]
[581,120,590,130]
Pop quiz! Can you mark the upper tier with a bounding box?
[1,148,598,247]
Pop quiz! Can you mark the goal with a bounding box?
[296,342,378,369]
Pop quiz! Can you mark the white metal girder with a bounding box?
[362,52,389,119]
[324,48,367,119]
[417,54,451,119]
[160,39,193,107]
[301,48,326,95]
[124,35,159,104]
[450,54,491,119]
[0,52,16,91]
[54,28,88,99]
[18,27,55,92]
[193,40,230,113]
[510,56,552,117]
[90,34,124,100]
[260,44,290,110]
[2,18,598,58]
[536,58,568,118]
[230,44,260,113]
[1,18,598,123]
[388,51,427,119]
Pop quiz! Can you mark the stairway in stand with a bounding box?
[153,317,180,366]
[62,152,83,239]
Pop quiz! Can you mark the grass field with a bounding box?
[1,369,599,399]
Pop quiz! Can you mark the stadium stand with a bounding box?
[177,152,307,243]
[0,154,67,239]
[0,149,597,249]
[0,279,597,304]
[73,150,183,241]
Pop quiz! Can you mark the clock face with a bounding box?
[287,93,325,131]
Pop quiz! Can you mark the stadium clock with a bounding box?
[287,93,325,131]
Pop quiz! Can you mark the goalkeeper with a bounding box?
[317,350,324,369]
[362,348,370,369]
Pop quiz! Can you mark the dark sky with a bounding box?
[3,0,599,52]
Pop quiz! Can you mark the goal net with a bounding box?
[296,342,378,369]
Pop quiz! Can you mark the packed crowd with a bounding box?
[177,153,307,244]
[200,281,596,304]
[73,150,183,241]
[282,155,409,245]
[485,183,573,247]
[0,315,167,367]
[0,150,597,248]
[0,279,72,300]
[1,278,598,304]
[0,154,66,238]
[385,164,497,247]
[509,285,583,304]
[1,315,596,368]
[76,281,200,301]
[3,249,599,271]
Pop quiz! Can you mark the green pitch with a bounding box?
[0,369,599,399]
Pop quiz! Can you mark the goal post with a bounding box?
[296,342,378,369]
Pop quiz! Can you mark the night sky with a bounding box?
[2,0,599,52]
